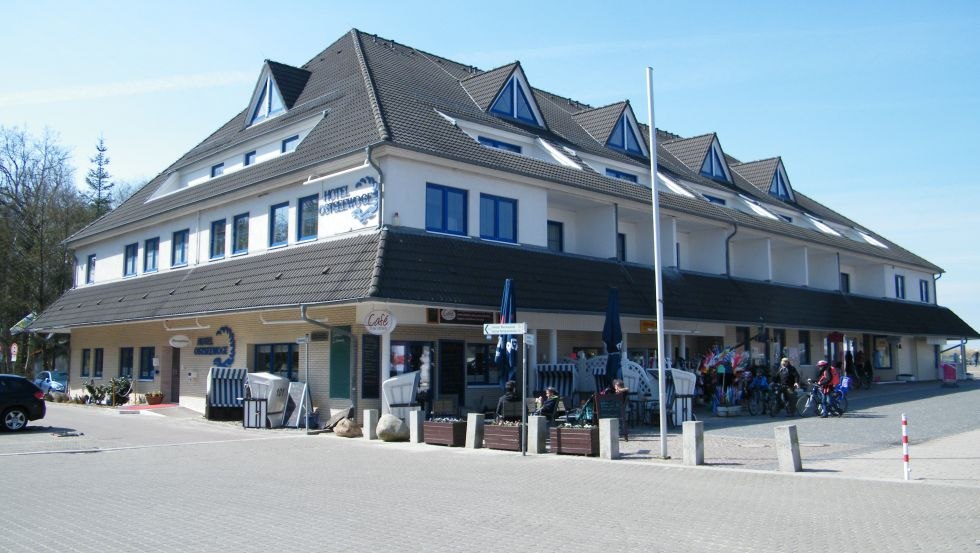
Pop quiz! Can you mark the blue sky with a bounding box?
[3,1,978,347]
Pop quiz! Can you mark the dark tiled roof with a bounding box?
[67,29,942,275]
[731,157,779,193]
[267,60,311,109]
[31,232,381,330]
[571,102,626,144]
[33,228,977,338]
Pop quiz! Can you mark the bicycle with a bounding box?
[796,379,844,417]
[767,383,796,417]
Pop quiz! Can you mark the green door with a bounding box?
[330,326,351,399]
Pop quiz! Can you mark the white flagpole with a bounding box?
[646,67,669,459]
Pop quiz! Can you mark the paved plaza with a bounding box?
[1,380,977,552]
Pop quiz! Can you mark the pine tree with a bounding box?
[85,136,113,217]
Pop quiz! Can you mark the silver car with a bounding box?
[33,371,68,394]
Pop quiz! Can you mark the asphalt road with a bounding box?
[1,388,977,553]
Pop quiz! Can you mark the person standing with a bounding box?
[816,360,834,418]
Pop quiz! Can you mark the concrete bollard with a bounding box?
[409,409,424,444]
[599,418,620,459]
[466,412,484,449]
[775,424,802,472]
[683,420,704,466]
[528,416,547,454]
[363,409,379,440]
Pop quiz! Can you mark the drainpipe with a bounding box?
[725,223,738,276]
[933,273,941,305]
[298,305,352,426]
[366,143,386,228]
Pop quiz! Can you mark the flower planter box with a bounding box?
[549,426,598,456]
[484,424,523,451]
[423,420,466,447]
[145,394,165,405]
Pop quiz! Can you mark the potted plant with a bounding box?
[483,420,523,451]
[423,417,467,447]
[549,423,598,456]
[144,391,165,405]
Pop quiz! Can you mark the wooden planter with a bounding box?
[423,421,467,447]
[549,426,598,456]
[483,424,523,451]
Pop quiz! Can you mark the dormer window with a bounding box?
[607,113,644,156]
[701,140,730,182]
[769,166,794,201]
[249,76,285,126]
[211,163,224,178]
[490,75,541,127]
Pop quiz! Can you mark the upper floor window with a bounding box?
[281,135,299,154]
[425,183,467,236]
[297,194,319,241]
[605,168,638,183]
[490,76,540,126]
[172,229,189,267]
[119,347,134,378]
[269,202,289,247]
[210,219,226,259]
[616,233,626,262]
[919,279,930,303]
[547,221,564,253]
[840,273,850,294]
[703,194,726,206]
[210,163,224,178]
[895,275,906,299]
[123,243,138,277]
[479,194,517,243]
[607,113,644,156]
[144,237,159,273]
[249,76,285,126]
[233,213,249,255]
[244,151,256,167]
[477,136,522,154]
[85,254,96,284]
[139,346,155,380]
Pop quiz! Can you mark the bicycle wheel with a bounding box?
[769,395,779,417]
[796,395,812,417]
[835,393,848,415]
[748,392,762,416]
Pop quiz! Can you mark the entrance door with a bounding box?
[438,340,465,407]
[170,347,181,402]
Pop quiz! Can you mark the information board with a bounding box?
[282,382,310,428]
[361,334,380,399]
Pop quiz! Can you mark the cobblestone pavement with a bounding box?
[1,381,977,552]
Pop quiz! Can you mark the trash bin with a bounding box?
[244,398,268,429]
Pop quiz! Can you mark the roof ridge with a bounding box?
[351,30,390,141]
[368,227,388,297]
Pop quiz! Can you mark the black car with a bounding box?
[0,374,46,431]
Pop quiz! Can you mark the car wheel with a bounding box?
[3,407,29,431]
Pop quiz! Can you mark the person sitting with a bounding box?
[601,378,629,396]
[534,387,561,419]
[773,357,801,409]
[495,380,521,420]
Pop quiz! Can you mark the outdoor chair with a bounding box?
[382,370,420,421]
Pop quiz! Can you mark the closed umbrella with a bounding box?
[494,278,517,386]
[602,287,623,383]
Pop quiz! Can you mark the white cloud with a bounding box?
[0,71,255,107]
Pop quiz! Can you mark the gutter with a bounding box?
[366,143,386,228]
[725,223,738,276]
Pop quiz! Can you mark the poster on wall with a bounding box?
[874,337,891,369]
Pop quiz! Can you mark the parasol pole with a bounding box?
[647,67,669,459]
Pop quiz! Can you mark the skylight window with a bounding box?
[857,229,888,248]
[607,113,644,156]
[249,76,285,126]
[806,215,841,236]
[700,140,731,183]
[478,136,522,153]
[769,168,793,201]
[490,76,541,126]
[656,173,695,198]
[739,195,779,220]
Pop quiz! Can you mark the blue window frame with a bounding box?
[605,168,638,183]
[93,348,104,378]
[703,194,726,206]
[139,346,155,380]
[269,202,289,247]
[119,347,134,378]
[770,170,792,200]
[297,194,319,241]
[616,233,627,262]
[211,163,224,178]
[547,220,563,252]
[480,194,517,243]
[425,183,467,235]
[701,144,729,182]
[210,219,226,259]
[81,348,91,377]
[143,237,159,273]
[281,135,299,154]
[232,213,249,254]
[778,214,793,223]
[171,229,189,267]
[477,136,522,153]
[255,343,300,381]
[244,151,256,167]
[248,76,285,126]
[490,76,539,126]
[607,114,643,155]
[123,243,138,276]
[919,279,929,303]
[895,275,906,299]
[85,254,96,284]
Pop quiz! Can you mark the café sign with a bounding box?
[364,310,397,335]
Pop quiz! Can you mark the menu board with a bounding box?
[362,334,380,399]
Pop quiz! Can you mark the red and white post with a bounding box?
[901,413,910,480]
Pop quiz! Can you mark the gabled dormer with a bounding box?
[662,133,732,184]
[730,157,796,203]
[461,62,545,128]
[245,60,311,127]
[572,101,648,158]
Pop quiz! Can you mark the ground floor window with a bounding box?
[81,349,91,377]
[465,343,501,386]
[390,341,433,390]
[254,344,300,381]
[872,336,892,370]
[93,348,104,378]
[139,347,155,380]
[798,331,811,365]
[119,347,133,378]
